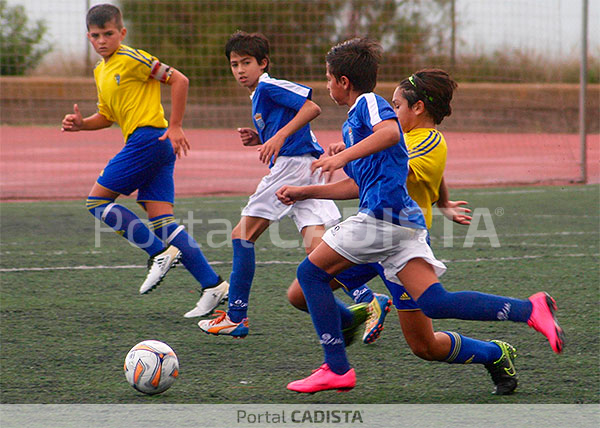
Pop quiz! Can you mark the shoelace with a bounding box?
[209,310,228,325]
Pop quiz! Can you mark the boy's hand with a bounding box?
[237,128,260,146]
[258,134,285,164]
[61,104,84,132]
[160,125,190,158]
[438,200,472,225]
[311,153,347,177]
[276,185,306,205]
[327,141,346,156]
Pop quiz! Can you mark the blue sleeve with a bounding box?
[261,81,311,111]
[356,95,397,131]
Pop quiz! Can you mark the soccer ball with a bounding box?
[124,340,179,395]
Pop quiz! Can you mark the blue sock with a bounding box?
[150,215,221,288]
[86,197,164,256]
[416,282,533,322]
[227,239,255,323]
[442,331,502,364]
[344,284,374,304]
[297,258,350,375]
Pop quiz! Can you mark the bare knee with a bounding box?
[405,332,450,362]
[407,341,440,361]
[287,279,308,311]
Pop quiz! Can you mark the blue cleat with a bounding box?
[362,293,392,344]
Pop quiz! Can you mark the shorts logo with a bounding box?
[115,74,121,85]
[399,292,411,300]
[330,225,340,236]
[254,113,265,130]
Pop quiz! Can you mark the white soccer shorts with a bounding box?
[241,154,341,231]
[321,212,447,284]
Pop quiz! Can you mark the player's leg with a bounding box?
[144,201,226,301]
[394,257,564,354]
[198,156,298,331]
[286,224,369,346]
[197,216,270,337]
[397,309,517,395]
[287,242,358,393]
[87,182,166,257]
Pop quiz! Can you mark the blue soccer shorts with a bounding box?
[335,263,419,311]
[97,127,176,205]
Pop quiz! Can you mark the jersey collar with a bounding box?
[249,73,270,100]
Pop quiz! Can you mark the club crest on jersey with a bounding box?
[114,74,121,85]
[347,127,354,145]
[254,113,265,130]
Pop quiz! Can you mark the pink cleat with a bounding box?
[527,292,565,354]
[287,364,356,393]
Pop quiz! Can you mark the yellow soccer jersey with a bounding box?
[93,45,168,141]
[405,128,447,229]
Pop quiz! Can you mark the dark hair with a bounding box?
[86,4,123,30]
[326,38,382,93]
[398,69,457,125]
[225,30,270,73]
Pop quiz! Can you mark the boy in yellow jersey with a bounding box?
[62,4,228,299]
[286,68,522,395]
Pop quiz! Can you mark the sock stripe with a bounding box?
[443,331,462,363]
[149,215,176,231]
[101,203,117,221]
[166,225,185,244]
[86,197,113,210]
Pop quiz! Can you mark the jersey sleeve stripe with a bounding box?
[263,76,310,98]
[410,130,436,152]
[364,93,383,127]
[118,47,153,67]
[409,132,441,159]
[133,48,153,64]
[116,51,153,68]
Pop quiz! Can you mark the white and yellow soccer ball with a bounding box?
[124,340,179,395]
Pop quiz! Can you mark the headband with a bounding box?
[408,75,434,103]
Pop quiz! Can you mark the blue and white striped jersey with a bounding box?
[342,92,426,229]
[250,73,323,167]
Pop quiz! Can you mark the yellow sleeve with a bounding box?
[120,46,157,82]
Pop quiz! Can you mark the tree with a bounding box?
[0,0,51,75]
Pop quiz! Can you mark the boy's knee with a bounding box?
[415,282,450,319]
[406,338,443,361]
[287,280,308,312]
[86,197,114,220]
[296,258,334,286]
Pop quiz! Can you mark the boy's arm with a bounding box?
[258,99,321,164]
[158,68,191,158]
[61,104,113,132]
[436,176,472,225]
[311,118,400,174]
[276,177,359,205]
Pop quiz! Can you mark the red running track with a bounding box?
[0,126,598,201]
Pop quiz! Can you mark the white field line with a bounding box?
[1,253,598,273]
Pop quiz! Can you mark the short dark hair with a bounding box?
[326,38,382,93]
[398,69,457,125]
[86,4,123,30]
[225,30,270,73]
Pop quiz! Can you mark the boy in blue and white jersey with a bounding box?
[277,38,564,394]
[191,31,346,335]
